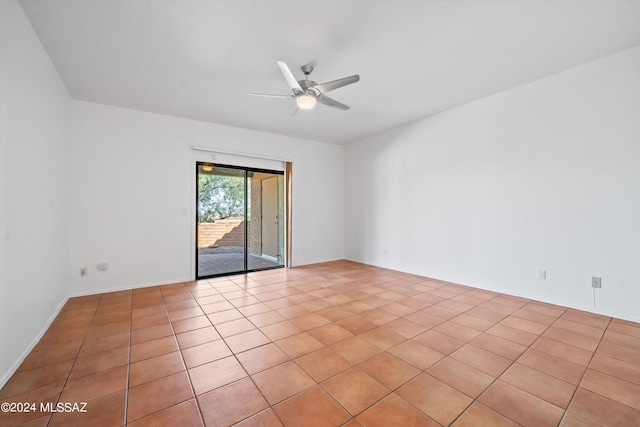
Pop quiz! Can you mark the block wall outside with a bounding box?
[197,220,248,248]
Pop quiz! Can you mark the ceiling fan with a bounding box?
[249,61,360,113]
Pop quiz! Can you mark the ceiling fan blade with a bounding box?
[248,93,293,99]
[276,61,303,94]
[311,74,360,94]
[317,94,350,111]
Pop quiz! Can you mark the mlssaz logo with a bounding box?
[40,402,88,413]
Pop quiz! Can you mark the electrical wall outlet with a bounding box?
[538,270,546,280]
[592,276,602,288]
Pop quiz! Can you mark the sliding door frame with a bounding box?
[195,162,285,279]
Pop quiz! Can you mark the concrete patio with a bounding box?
[197,246,282,277]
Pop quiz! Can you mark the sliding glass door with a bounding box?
[196,163,284,278]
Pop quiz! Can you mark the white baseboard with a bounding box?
[343,257,640,324]
[68,277,193,298]
[0,296,69,390]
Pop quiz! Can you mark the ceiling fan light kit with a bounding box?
[296,93,317,110]
[249,61,360,113]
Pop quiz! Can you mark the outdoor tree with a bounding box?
[198,174,245,223]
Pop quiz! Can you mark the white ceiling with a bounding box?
[19,0,640,145]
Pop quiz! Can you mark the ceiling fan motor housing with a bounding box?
[298,79,319,94]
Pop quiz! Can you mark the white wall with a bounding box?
[69,101,344,295]
[345,46,640,322]
[0,0,71,385]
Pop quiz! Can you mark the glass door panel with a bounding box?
[247,172,284,270]
[197,165,246,277]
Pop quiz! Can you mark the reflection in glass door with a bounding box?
[196,163,284,278]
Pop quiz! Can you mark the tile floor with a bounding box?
[1,260,639,426]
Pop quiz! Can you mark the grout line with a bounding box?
[123,294,133,427]
[406,296,526,426]
[552,314,612,426]
[397,291,567,426]
[186,274,288,426]
[159,287,206,427]
[43,296,103,427]
[559,315,615,425]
